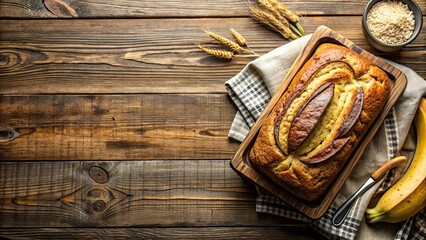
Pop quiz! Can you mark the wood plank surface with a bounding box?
[0,160,299,227]
[2,0,425,18]
[0,227,325,240]
[0,227,326,240]
[1,17,425,95]
[0,94,239,160]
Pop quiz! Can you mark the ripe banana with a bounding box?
[365,97,426,223]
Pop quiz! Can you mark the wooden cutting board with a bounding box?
[230,25,407,219]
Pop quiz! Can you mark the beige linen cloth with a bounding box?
[225,34,426,240]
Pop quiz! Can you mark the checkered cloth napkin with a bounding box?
[225,35,426,240]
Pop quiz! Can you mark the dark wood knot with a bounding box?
[0,127,35,143]
[0,54,9,66]
[0,129,14,139]
[0,50,31,70]
[89,166,108,183]
[83,186,129,214]
[91,200,106,212]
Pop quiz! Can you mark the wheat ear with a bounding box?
[249,4,297,40]
[198,45,234,59]
[230,28,260,56]
[267,0,299,22]
[268,0,305,35]
[230,28,247,46]
[203,29,242,52]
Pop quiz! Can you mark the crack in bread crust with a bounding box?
[249,43,391,201]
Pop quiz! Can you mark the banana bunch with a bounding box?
[366,98,426,223]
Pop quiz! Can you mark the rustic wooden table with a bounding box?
[0,0,425,239]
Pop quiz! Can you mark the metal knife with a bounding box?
[331,156,407,227]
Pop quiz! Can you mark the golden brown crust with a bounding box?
[249,43,391,201]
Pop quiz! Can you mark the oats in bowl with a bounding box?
[366,0,415,45]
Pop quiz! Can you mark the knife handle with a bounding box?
[370,156,407,181]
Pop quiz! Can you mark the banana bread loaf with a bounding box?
[249,43,391,201]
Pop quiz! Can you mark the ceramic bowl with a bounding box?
[362,0,423,52]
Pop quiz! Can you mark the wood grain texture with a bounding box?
[1,1,424,238]
[0,17,424,95]
[0,227,325,240]
[2,0,425,18]
[0,160,302,227]
[0,94,239,160]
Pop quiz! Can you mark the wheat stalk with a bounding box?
[249,4,297,40]
[230,28,247,47]
[295,21,305,36]
[256,0,302,37]
[203,29,242,52]
[198,45,234,59]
